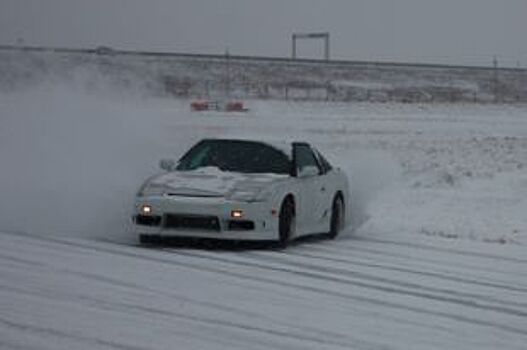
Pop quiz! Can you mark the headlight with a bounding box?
[231,209,244,218]
[140,205,152,215]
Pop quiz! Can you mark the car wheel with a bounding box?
[278,197,295,248]
[328,195,344,239]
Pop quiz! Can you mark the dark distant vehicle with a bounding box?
[94,46,115,55]
[133,138,349,247]
[190,100,248,112]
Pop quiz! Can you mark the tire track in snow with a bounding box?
[0,318,147,350]
[169,258,527,336]
[2,239,525,315]
[246,250,527,309]
[0,233,387,350]
[3,232,526,338]
[0,286,300,350]
[173,249,527,318]
[0,268,383,350]
[352,237,527,264]
[287,248,527,294]
[292,240,527,287]
[318,240,527,281]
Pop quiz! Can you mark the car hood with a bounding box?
[139,167,288,202]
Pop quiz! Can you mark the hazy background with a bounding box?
[1,0,526,67]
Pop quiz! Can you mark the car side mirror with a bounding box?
[159,159,176,171]
[297,165,319,178]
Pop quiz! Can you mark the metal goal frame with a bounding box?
[291,32,330,61]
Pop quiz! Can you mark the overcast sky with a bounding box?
[1,0,526,67]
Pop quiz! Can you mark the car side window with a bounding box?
[294,144,321,175]
[314,148,333,174]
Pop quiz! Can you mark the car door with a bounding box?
[293,143,326,234]
[313,147,338,226]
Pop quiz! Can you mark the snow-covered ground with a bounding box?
[1,87,527,349]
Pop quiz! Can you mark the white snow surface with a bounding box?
[1,86,527,349]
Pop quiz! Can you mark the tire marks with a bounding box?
[352,236,527,264]
[288,246,527,294]
[2,231,527,345]
[164,249,527,336]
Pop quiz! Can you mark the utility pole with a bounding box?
[493,55,499,103]
[517,61,521,102]
[292,34,297,60]
[225,48,231,99]
[325,35,330,61]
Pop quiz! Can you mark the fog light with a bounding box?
[231,209,244,218]
[140,205,152,215]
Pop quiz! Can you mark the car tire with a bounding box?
[278,197,295,248]
[328,195,344,239]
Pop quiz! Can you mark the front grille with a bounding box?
[228,220,255,231]
[135,215,162,227]
[164,214,220,231]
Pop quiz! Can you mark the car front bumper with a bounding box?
[133,195,279,241]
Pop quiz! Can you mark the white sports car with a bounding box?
[134,138,349,247]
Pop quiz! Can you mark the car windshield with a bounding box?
[176,139,292,175]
